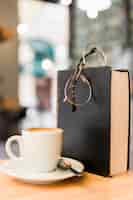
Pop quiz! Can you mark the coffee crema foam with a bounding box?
[26,128,63,133]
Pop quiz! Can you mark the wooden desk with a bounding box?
[0,161,133,200]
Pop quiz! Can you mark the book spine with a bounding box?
[127,71,131,169]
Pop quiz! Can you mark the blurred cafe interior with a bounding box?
[0,0,132,158]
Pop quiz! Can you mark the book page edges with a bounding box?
[110,71,129,175]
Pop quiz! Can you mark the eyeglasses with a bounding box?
[63,47,106,111]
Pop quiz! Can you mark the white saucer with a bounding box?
[0,157,84,184]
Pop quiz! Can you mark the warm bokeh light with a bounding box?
[77,0,112,19]
[42,59,53,71]
[60,0,72,6]
[86,9,98,19]
[17,24,28,35]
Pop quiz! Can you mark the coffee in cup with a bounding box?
[5,128,63,172]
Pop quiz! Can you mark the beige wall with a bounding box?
[0,0,18,98]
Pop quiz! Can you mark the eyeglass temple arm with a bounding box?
[77,47,106,69]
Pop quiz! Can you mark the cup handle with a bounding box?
[5,135,23,159]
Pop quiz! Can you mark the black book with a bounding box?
[57,67,130,176]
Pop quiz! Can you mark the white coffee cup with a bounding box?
[5,128,63,172]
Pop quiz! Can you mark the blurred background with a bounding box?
[0,0,132,158]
